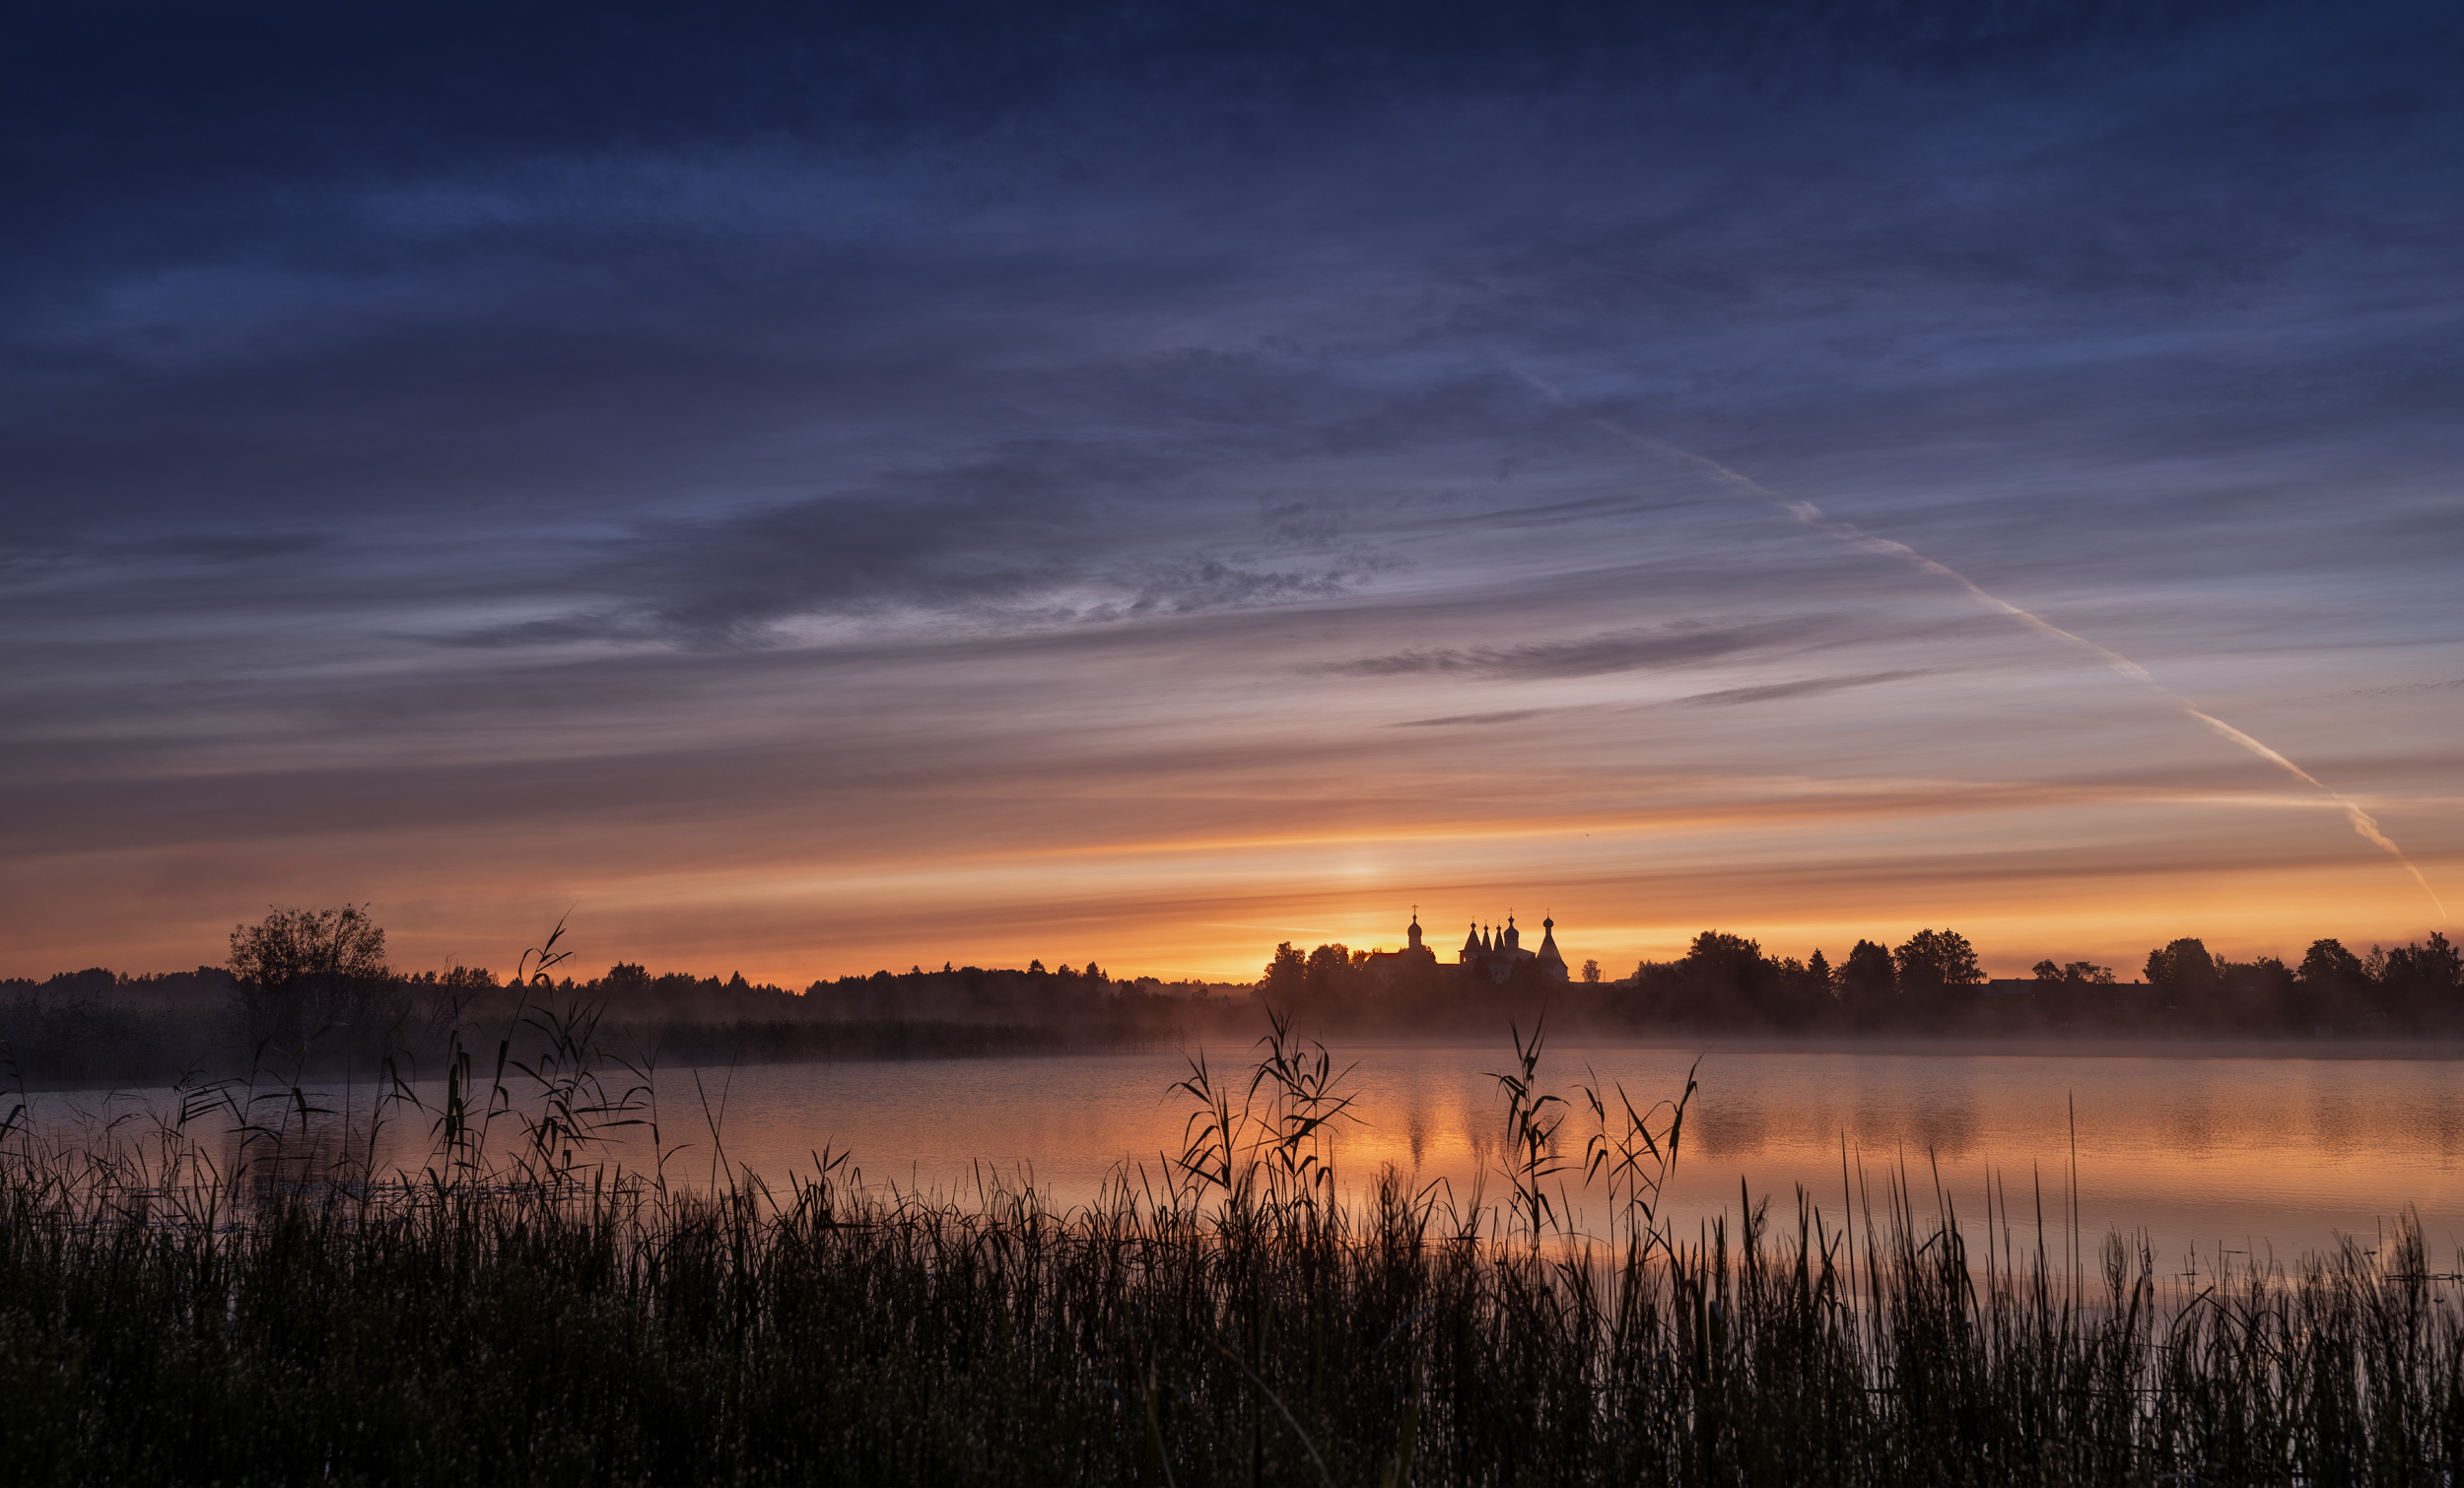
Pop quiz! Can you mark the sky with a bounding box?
[5,0,2461,985]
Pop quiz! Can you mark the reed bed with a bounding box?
[2,1002,2460,1485]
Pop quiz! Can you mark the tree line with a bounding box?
[1254,926,2464,1038]
[12,909,2461,1084]
[1,907,1250,1087]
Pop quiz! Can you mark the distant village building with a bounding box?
[1366,909,1570,985]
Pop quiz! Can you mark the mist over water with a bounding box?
[35,1046,2464,1268]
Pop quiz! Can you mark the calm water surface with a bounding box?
[35,1046,2464,1266]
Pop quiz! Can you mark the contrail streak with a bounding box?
[1515,368,2448,919]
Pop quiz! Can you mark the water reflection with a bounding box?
[22,1045,2464,1265]
[1688,1100,1769,1157]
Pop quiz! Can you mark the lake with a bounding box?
[27,1042,2464,1267]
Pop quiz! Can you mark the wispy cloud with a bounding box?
[2349,677,2464,697]
[1392,710,1545,728]
[1676,670,1931,708]
[1312,618,1835,681]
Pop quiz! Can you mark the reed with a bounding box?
[2,999,2459,1485]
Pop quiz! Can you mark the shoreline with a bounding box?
[15,1032,2464,1098]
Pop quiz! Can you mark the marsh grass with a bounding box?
[2,995,2461,1485]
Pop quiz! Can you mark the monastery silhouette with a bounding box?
[1368,909,1570,984]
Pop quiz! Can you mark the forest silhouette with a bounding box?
[4,908,2459,1091]
[1261,925,2462,1040]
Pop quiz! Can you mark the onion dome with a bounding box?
[1537,914,1567,968]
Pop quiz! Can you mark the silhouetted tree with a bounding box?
[1893,928,1983,1026]
[2287,939,2365,1032]
[2295,939,2364,984]
[1304,943,1355,1000]
[1769,956,1823,1025]
[35,969,118,1001]
[1262,942,1307,1002]
[2032,959,2071,1025]
[2143,937,2208,989]
[2213,955,2296,1031]
[1838,939,1896,1030]
[227,904,400,1048]
[1676,931,1775,1026]
[2025,958,2114,1029]
[2142,937,2218,1022]
[1580,958,1602,984]
[1628,959,1683,1025]
[2382,931,2461,1033]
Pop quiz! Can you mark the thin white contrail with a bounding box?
[1516,368,2448,919]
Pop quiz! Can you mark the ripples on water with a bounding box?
[24,1045,2464,1265]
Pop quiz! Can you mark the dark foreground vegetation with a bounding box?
[4,992,2460,1486]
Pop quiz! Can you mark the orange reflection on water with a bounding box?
[30,1043,2436,1270]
